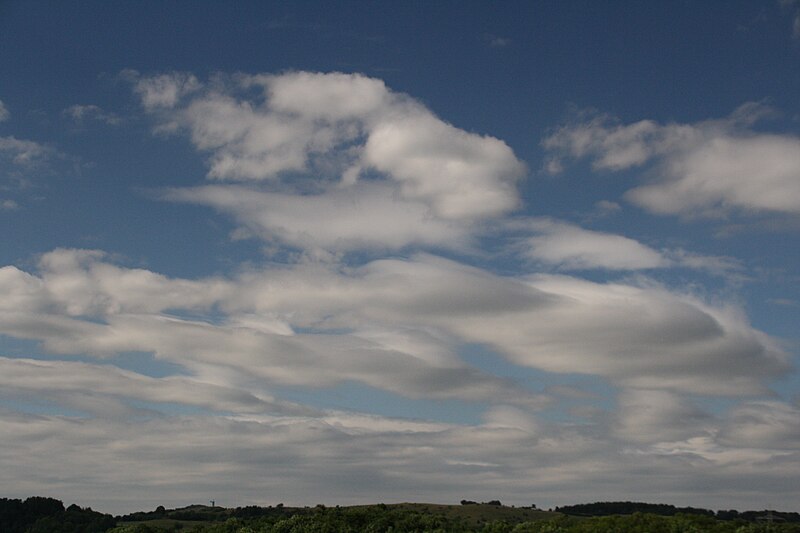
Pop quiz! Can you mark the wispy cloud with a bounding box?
[593,200,621,216]
[0,135,64,199]
[0,136,55,167]
[768,297,799,307]
[779,0,800,38]
[62,104,121,125]
[543,103,800,218]
[122,69,201,111]
[484,33,511,48]
[508,218,744,278]
[794,12,800,38]
[0,199,18,211]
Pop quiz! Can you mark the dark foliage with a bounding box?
[0,497,114,533]
[231,505,292,519]
[739,510,800,523]
[8,497,800,532]
[555,501,715,518]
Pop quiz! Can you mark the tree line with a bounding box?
[554,501,800,522]
[0,497,115,533]
[4,496,800,532]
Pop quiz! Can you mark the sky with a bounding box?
[1,0,800,515]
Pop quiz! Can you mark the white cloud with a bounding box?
[614,388,711,444]
[33,248,231,315]
[483,405,539,433]
[2,405,799,515]
[475,275,785,395]
[0,411,591,512]
[0,250,545,406]
[253,71,392,121]
[594,199,621,216]
[62,104,120,125]
[543,114,689,172]
[0,247,796,513]
[0,99,8,122]
[0,126,67,198]
[512,218,743,277]
[181,91,318,178]
[165,183,471,254]
[717,401,800,450]
[361,110,523,218]
[543,103,800,217]
[0,249,786,404]
[523,218,668,270]
[132,70,525,220]
[0,136,54,167]
[628,134,800,216]
[4,312,542,405]
[0,265,48,311]
[661,248,745,278]
[126,69,201,111]
[0,356,307,417]
[0,199,18,210]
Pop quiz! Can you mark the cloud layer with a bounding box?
[1,70,797,514]
[0,248,787,400]
[2,395,799,514]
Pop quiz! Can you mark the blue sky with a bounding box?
[1,0,800,514]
